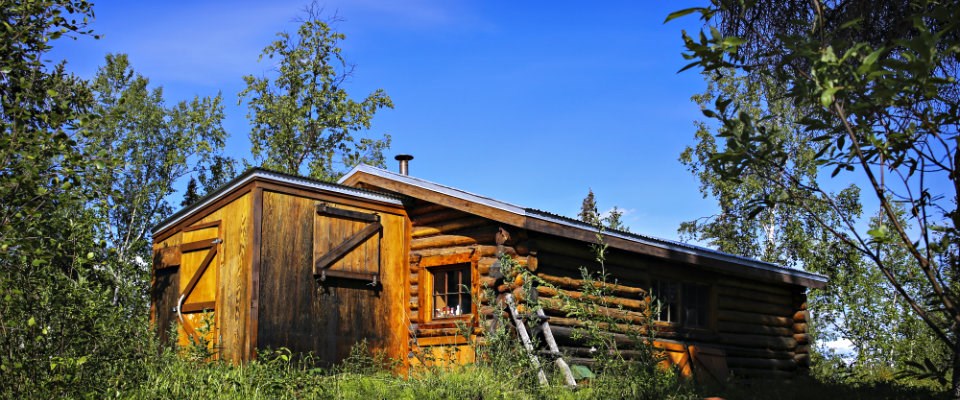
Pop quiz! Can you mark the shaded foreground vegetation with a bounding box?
[110,341,943,400]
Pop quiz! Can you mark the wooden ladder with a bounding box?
[504,293,578,387]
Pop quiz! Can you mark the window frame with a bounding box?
[418,253,479,326]
[426,263,474,321]
[650,277,715,331]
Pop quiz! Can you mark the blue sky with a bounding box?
[55,1,719,241]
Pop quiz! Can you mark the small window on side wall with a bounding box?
[652,279,711,329]
[430,263,472,319]
[682,282,710,328]
[652,280,680,323]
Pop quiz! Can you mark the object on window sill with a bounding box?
[434,304,464,318]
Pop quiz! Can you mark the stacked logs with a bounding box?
[715,279,803,380]
[407,204,810,381]
[793,296,811,372]
[517,234,657,353]
[527,233,808,380]
[407,202,527,339]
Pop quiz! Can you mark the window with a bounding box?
[652,279,711,329]
[652,280,680,323]
[681,282,709,328]
[430,264,472,319]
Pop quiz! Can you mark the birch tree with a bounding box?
[240,5,393,181]
[88,53,228,307]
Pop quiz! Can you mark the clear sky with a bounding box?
[54,0,719,242]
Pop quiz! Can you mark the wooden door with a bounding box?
[152,267,179,347]
[258,193,404,366]
[313,203,386,364]
[177,222,221,357]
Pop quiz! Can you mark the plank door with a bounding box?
[313,203,386,365]
[177,222,221,357]
[152,267,179,347]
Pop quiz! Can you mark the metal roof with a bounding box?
[340,164,828,286]
[152,168,404,235]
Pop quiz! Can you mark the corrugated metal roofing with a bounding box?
[152,168,404,235]
[340,164,828,286]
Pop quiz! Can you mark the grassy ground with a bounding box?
[118,345,947,400]
[123,344,700,400]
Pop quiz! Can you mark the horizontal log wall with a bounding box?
[407,201,522,353]
[404,201,811,380]
[715,279,808,378]
[525,231,809,380]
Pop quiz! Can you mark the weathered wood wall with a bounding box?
[178,223,220,353]
[152,228,183,347]
[257,190,407,366]
[151,257,180,347]
[190,193,252,363]
[150,175,811,380]
[151,192,253,363]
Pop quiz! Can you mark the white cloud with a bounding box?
[822,338,857,362]
[87,1,490,86]
[824,338,853,352]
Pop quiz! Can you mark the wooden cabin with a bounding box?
[151,165,826,381]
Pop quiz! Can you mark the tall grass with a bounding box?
[124,342,699,400]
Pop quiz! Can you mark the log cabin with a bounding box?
[151,161,826,383]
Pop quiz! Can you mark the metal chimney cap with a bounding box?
[395,154,413,175]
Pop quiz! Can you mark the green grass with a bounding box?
[114,339,701,400]
[122,351,947,400]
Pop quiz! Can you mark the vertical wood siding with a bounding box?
[257,191,406,366]
[150,192,253,363]
[192,193,252,363]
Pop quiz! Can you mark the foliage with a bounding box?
[679,71,946,375]
[0,1,152,397]
[604,206,630,233]
[669,0,960,393]
[578,189,631,232]
[714,374,946,400]
[578,189,600,226]
[112,343,944,399]
[87,53,228,308]
[679,72,861,266]
[1,3,229,397]
[182,155,238,207]
[240,3,393,181]
[197,155,238,196]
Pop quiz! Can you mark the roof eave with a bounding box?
[152,168,404,237]
[340,165,828,289]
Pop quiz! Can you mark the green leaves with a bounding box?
[866,224,890,242]
[672,0,960,383]
[240,6,393,181]
[859,47,885,74]
[819,85,839,108]
[663,7,707,23]
[1,4,221,391]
